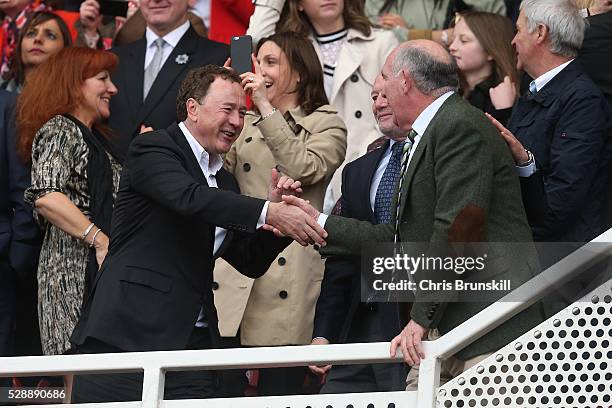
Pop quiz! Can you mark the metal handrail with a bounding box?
[1,228,610,408]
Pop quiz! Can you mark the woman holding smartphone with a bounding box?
[247,0,397,213]
[216,31,346,396]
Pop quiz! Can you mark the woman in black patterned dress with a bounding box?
[17,47,121,395]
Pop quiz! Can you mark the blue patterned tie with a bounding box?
[374,141,405,224]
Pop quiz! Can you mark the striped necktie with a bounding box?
[394,129,418,243]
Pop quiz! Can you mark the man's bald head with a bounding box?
[387,40,458,97]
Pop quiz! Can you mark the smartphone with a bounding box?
[99,0,129,17]
[230,35,253,75]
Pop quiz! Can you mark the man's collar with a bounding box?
[532,59,574,93]
[411,91,455,137]
[178,122,223,176]
[146,20,190,49]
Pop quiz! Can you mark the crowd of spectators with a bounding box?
[1,0,612,400]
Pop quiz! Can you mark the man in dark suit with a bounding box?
[489,0,612,243]
[0,90,42,373]
[285,40,543,388]
[109,0,228,155]
[70,66,326,402]
[308,75,408,392]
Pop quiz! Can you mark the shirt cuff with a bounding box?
[516,160,537,177]
[257,201,270,229]
[317,213,328,228]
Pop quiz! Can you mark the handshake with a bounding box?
[264,169,326,247]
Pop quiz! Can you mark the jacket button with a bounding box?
[350,74,359,82]
[245,137,252,143]
[243,163,251,172]
[354,110,362,118]
[212,281,219,290]
[279,290,288,299]
[278,257,286,266]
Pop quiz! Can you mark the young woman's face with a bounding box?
[298,0,344,30]
[449,19,492,75]
[20,19,66,69]
[256,41,299,108]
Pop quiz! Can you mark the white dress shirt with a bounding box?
[318,91,454,227]
[179,122,269,327]
[144,21,191,71]
[516,59,574,178]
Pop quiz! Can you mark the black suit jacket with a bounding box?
[0,90,41,282]
[313,140,408,344]
[71,123,289,352]
[109,26,229,156]
[507,60,612,242]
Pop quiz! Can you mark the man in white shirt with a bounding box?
[108,0,228,156]
[489,0,612,243]
[71,65,325,402]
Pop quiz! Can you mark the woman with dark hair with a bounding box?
[366,0,506,44]
[248,0,397,213]
[216,31,346,396]
[449,11,518,123]
[17,46,120,395]
[2,11,72,92]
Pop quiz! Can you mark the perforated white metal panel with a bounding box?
[437,279,612,408]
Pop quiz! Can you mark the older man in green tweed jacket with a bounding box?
[283,40,545,389]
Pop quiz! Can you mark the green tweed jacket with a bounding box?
[320,94,544,360]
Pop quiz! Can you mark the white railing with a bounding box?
[1,228,611,408]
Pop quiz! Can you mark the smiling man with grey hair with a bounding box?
[489,0,612,243]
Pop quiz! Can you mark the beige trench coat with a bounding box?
[247,1,398,212]
[214,105,347,345]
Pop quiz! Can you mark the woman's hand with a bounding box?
[92,230,109,268]
[80,0,103,36]
[267,168,302,202]
[240,54,275,116]
[378,13,408,29]
[489,76,517,110]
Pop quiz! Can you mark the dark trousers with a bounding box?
[257,366,308,396]
[71,328,217,402]
[0,262,16,355]
[0,262,16,388]
[321,305,407,394]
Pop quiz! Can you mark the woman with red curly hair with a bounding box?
[17,47,120,370]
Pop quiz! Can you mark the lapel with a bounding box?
[328,30,366,103]
[214,169,238,257]
[122,38,147,121]
[137,26,199,125]
[363,140,389,223]
[167,122,207,185]
[396,95,462,217]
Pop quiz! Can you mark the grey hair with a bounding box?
[390,45,459,97]
[520,0,585,57]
